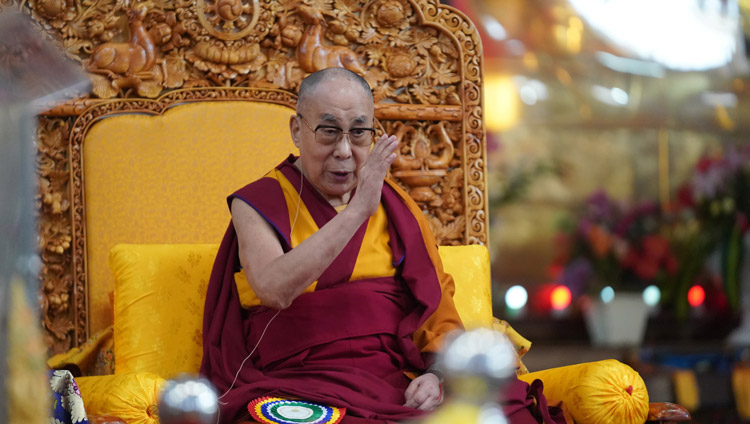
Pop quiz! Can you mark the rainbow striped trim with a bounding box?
[248,396,345,424]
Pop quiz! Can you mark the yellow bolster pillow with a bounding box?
[76,372,166,424]
[518,359,649,424]
[110,243,218,378]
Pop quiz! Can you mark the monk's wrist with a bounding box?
[424,365,444,383]
[340,201,372,223]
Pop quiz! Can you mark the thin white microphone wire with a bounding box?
[215,166,305,422]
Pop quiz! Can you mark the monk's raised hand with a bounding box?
[351,134,398,218]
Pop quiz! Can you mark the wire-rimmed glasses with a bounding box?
[297,114,376,147]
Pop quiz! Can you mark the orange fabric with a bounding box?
[384,179,463,354]
[83,101,297,334]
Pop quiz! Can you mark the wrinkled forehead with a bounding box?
[301,77,374,119]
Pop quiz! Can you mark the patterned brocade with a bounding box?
[109,244,219,379]
[49,370,89,424]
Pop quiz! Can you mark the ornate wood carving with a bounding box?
[15,0,487,351]
[37,116,77,353]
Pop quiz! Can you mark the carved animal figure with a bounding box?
[425,121,454,169]
[391,122,422,171]
[296,5,366,75]
[87,2,157,78]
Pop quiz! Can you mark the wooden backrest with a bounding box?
[23,0,487,353]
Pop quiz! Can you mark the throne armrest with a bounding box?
[647,402,691,423]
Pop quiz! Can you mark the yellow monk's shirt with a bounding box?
[234,170,395,308]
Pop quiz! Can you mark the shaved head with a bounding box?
[297,68,373,113]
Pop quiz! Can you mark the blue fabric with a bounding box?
[49,369,89,424]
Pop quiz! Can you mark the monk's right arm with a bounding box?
[233,134,398,310]
[231,197,371,309]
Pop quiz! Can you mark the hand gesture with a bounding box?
[350,134,398,218]
[403,373,443,411]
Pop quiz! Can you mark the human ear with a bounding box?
[289,115,301,147]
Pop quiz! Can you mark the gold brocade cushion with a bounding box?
[110,243,219,378]
[518,359,649,424]
[76,372,165,424]
[437,244,493,329]
[109,243,495,379]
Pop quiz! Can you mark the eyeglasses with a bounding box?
[297,114,376,147]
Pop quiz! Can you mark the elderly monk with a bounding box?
[200,68,563,424]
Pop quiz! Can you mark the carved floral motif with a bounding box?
[37,117,77,353]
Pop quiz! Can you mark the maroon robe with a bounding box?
[200,157,564,424]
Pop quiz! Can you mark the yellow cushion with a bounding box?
[84,101,298,335]
[110,243,219,378]
[438,245,493,328]
[518,359,649,424]
[76,372,165,424]
[109,243,493,378]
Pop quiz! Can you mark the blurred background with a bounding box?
[440,0,750,422]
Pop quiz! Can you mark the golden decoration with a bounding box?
[196,0,260,40]
[295,5,365,74]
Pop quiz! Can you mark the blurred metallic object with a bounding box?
[0,10,88,424]
[423,328,517,424]
[441,328,518,395]
[158,375,219,424]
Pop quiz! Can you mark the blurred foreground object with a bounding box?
[158,375,219,424]
[422,328,517,423]
[0,10,88,424]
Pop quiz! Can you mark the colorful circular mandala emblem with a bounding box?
[248,397,345,424]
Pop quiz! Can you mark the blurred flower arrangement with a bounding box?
[669,145,750,316]
[552,144,750,318]
[551,191,678,298]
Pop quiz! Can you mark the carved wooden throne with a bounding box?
[21,0,484,354]
[2,0,689,421]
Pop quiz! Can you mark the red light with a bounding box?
[547,264,564,279]
[550,285,572,310]
[688,285,705,308]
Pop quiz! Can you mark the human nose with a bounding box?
[332,133,353,158]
